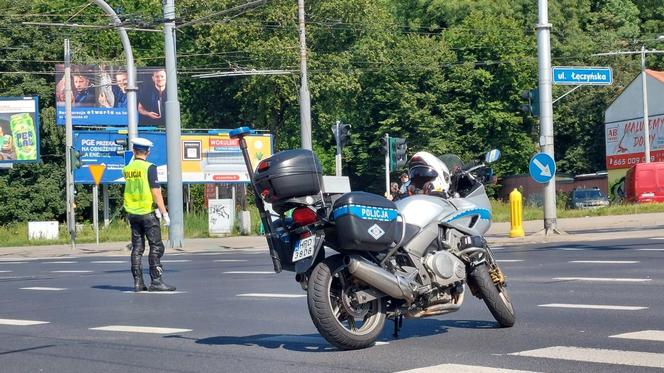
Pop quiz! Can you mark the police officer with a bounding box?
[123,138,175,292]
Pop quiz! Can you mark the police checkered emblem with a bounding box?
[368,224,385,240]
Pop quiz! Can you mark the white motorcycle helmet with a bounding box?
[407,151,451,194]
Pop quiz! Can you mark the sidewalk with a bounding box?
[1,213,662,259]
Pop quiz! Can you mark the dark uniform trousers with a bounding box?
[128,212,166,280]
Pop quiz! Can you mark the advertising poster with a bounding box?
[605,114,664,169]
[56,65,167,127]
[0,97,40,163]
[73,130,271,184]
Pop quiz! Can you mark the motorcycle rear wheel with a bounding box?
[307,255,386,350]
[469,263,516,327]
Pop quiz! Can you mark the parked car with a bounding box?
[625,162,664,203]
[569,187,610,209]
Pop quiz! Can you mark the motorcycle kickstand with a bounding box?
[392,315,404,338]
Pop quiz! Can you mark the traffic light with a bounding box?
[331,121,351,149]
[380,136,389,154]
[69,146,82,171]
[520,88,540,117]
[389,137,407,171]
[115,137,128,156]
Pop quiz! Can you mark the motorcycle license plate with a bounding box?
[292,236,316,262]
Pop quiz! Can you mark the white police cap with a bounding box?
[131,137,154,149]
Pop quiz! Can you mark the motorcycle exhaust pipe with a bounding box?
[345,255,414,304]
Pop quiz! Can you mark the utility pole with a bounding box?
[163,0,185,248]
[592,37,664,164]
[297,0,312,150]
[335,121,341,176]
[64,39,76,249]
[536,0,558,234]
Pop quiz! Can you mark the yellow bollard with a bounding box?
[509,188,525,238]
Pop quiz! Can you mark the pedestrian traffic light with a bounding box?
[69,146,82,171]
[389,137,407,171]
[331,121,351,149]
[520,88,540,117]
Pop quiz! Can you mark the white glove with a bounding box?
[155,209,162,219]
[163,213,170,227]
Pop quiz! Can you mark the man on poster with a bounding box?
[138,69,167,126]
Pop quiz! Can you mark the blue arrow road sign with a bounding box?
[529,153,556,184]
[552,66,612,85]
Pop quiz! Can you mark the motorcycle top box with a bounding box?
[253,149,323,209]
[332,192,400,252]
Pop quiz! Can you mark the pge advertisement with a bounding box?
[0,97,40,163]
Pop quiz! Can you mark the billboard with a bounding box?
[56,65,168,127]
[0,97,40,163]
[73,130,272,184]
[605,114,664,169]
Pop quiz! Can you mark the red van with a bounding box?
[624,162,664,203]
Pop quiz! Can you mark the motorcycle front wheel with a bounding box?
[307,255,386,350]
[469,263,516,327]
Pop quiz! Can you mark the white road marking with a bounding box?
[395,364,538,373]
[510,346,664,369]
[0,270,11,273]
[539,303,647,311]
[43,261,77,264]
[91,260,127,264]
[637,248,664,251]
[0,261,28,264]
[553,277,651,282]
[160,259,191,263]
[257,335,388,347]
[569,260,639,264]
[90,325,191,334]
[122,291,186,294]
[225,271,274,274]
[610,330,664,342]
[51,270,93,273]
[490,247,505,250]
[214,259,248,262]
[496,260,524,263]
[237,293,306,298]
[0,318,50,326]
[21,287,67,291]
[648,237,664,240]
[556,248,584,251]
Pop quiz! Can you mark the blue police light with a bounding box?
[229,127,255,139]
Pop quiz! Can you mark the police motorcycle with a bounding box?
[230,127,515,350]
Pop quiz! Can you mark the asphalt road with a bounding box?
[0,236,663,373]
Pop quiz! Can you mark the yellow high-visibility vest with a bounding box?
[123,159,154,215]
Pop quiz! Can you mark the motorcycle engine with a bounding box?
[424,250,466,288]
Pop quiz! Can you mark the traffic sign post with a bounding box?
[529,153,556,184]
[88,164,107,245]
[552,66,613,85]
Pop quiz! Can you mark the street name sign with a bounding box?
[552,66,613,85]
[529,153,556,184]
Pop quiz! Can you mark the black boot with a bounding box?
[131,266,147,292]
[149,266,176,292]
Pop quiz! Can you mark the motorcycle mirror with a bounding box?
[485,149,501,163]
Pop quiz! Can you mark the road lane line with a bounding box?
[43,261,77,264]
[569,260,639,264]
[0,261,28,264]
[0,270,11,273]
[225,271,274,274]
[496,260,524,263]
[610,330,664,342]
[160,259,191,263]
[51,270,93,273]
[21,287,67,291]
[395,364,538,373]
[553,277,651,282]
[0,318,50,326]
[510,346,664,369]
[90,325,191,334]
[555,248,584,251]
[539,303,647,311]
[122,291,186,294]
[91,260,127,264]
[237,293,306,298]
[637,248,664,251]
[648,238,664,240]
[214,259,248,262]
